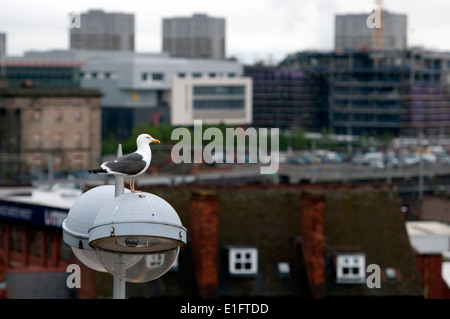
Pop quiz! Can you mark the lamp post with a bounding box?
[63,146,187,299]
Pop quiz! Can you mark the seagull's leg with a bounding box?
[128,177,133,192]
[131,176,141,193]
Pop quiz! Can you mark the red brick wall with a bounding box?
[189,190,219,298]
[299,193,326,298]
[415,254,450,299]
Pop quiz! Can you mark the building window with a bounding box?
[152,73,164,81]
[33,132,42,149]
[193,85,245,95]
[72,154,82,170]
[10,225,23,252]
[74,132,82,149]
[74,112,82,122]
[53,132,62,149]
[54,112,63,123]
[29,229,42,257]
[336,253,366,284]
[33,110,42,122]
[228,247,258,275]
[141,73,148,81]
[193,99,245,110]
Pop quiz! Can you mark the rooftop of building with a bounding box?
[0,86,102,97]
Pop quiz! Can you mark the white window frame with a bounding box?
[228,247,258,275]
[336,253,366,284]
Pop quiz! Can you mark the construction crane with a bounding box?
[373,0,385,50]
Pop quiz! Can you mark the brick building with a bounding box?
[0,87,102,181]
[111,183,425,299]
[0,188,75,298]
[2,182,446,299]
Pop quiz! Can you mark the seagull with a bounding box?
[88,133,160,192]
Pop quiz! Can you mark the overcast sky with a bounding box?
[1,0,450,63]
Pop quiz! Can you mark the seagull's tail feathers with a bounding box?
[88,168,108,174]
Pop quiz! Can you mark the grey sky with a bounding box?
[1,0,449,63]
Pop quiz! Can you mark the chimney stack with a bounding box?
[299,192,326,298]
[189,190,219,298]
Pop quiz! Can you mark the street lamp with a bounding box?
[62,174,187,297]
[88,191,187,283]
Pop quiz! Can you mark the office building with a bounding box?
[69,9,134,51]
[281,49,450,137]
[0,59,82,88]
[162,13,225,60]
[335,10,407,51]
[244,65,328,131]
[24,50,251,139]
[171,75,252,126]
[0,33,5,59]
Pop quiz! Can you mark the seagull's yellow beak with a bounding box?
[153,139,161,144]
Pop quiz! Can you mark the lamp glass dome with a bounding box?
[96,247,179,283]
[71,247,107,272]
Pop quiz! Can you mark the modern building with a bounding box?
[171,75,252,126]
[24,49,251,139]
[0,33,5,59]
[244,65,328,131]
[69,9,134,52]
[335,9,407,51]
[0,87,102,179]
[0,59,83,88]
[280,49,450,137]
[162,13,225,60]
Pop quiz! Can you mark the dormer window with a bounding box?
[336,253,366,284]
[228,246,258,276]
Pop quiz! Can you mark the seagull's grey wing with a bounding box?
[103,153,147,175]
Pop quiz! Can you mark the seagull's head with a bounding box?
[137,133,160,146]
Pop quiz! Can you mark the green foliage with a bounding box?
[102,123,316,155]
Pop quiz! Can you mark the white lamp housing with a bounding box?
[88,192,187,283]
[62,185,130,272]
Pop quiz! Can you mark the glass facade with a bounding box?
[192,85,246,111]
[4,66,81,88]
